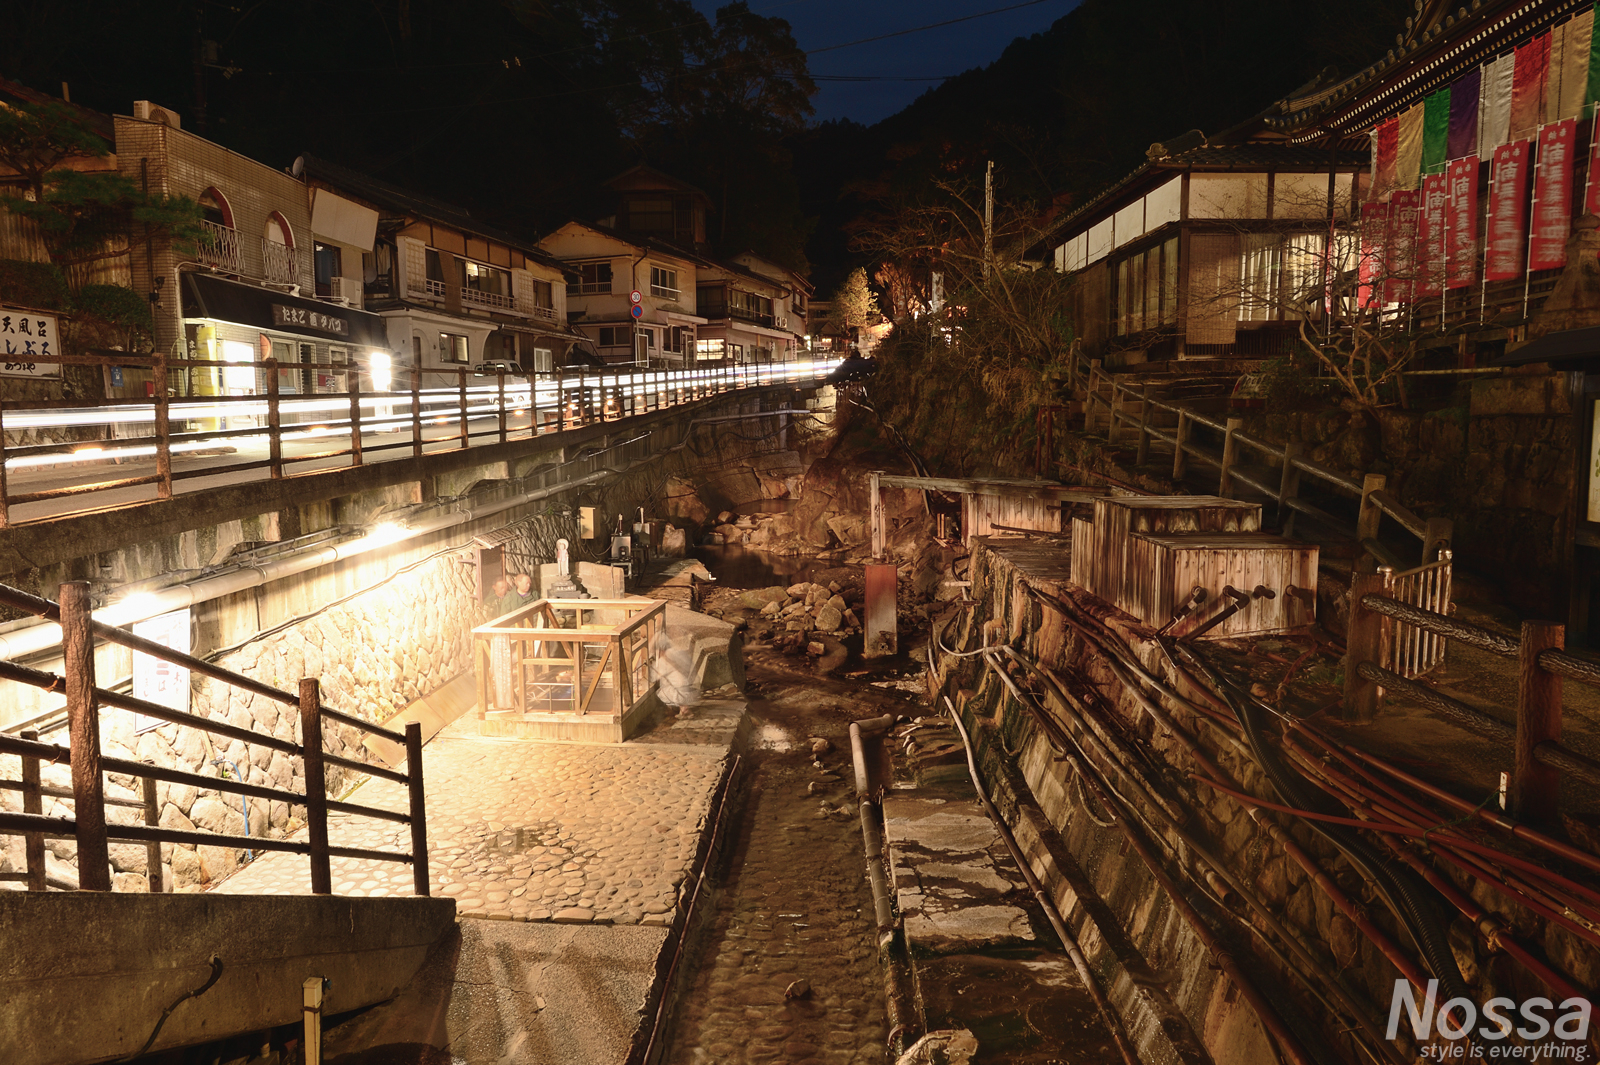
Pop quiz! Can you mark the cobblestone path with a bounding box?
[663,661,893,1065]
[215,717,724,926]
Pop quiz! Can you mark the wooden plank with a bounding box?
[1513,621,1565,825]
[300,678,332,895]
[876,473,1104,500]
[405,721,430,897]
[1123,532,1319,638]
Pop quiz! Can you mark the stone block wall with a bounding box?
[939,541,1600,1065]
[0,505,577,893]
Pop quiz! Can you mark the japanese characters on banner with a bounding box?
[1359,201,1389,308]
[1446,157,1480,289]
[1386,190,1421,305]
[132,609,192,733]
[1485,139,1531,282]
[1417,174,1448,298]
[1529,118,1576,271]
[0,308,62,379]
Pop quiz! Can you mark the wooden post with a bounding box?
[1357,473,1387,543]
[0,401,9,529]
[348,368,364,467]
[577,369,587,425]
[1343,571,1389,725]
[1172,409,1190,481]
[497,371,507,443]
[1107,380,1123,443]
[1278,438,1304,535]
[1135,383,1152,467]
[1512,621,1565,825]
[142,775,162,893]
[21,728,44,891]
[154,350,172,500]
[410,366,422,457]
[303,976,325,1065]
[62,581,110,890]
[299,678,331,895]
[265,357,283,479]
[405,721,430,897]
[1422,516,1453,565]
[1083,360,1102,430]
[557,366,566,433]
[457,369,469,449]
[1218,417,1243,497]
[870,470,884,560]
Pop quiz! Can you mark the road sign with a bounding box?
[630,305,644,319]
[629,290,642,304]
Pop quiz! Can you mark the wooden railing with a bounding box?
[1344,590,1600,826]
[1078,363,1454,572]
[0,356,834,527]
[472,597,665,720]
[0,581,429,895]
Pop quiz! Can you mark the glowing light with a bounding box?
[115,592,162,618]
[74,446,104,457]
[364,521,408,547]
[367,350,393,393]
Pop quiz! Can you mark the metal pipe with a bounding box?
[943,696,1140,1065]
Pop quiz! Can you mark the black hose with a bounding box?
[1171,640,1474,1006]
[122,954,223,1060]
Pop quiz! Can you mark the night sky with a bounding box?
[691,0,1078,124]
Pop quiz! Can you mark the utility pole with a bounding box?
[983,160,994,280]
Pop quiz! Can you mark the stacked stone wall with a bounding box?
[0,507,578,892]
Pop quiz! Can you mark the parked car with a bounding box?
[472,360,525,377]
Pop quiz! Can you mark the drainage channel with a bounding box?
[659,641,906,1065]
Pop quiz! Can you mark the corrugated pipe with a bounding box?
[0,466,620,664]
[943,695,1141,1065]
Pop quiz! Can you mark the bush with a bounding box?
[0,259,69,311]
[73,283,153,337]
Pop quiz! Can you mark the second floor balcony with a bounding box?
[262,238,296,286]
[197,220,241,274]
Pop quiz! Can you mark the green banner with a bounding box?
[1422,88,1451,175]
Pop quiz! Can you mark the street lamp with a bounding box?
[367,350,393,393]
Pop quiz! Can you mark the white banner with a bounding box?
[132,609,191,733]
[0,307,61,378]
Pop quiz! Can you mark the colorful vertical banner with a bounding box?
[1586,109,1600,216]
[1446,156,1481,290]
[1417,174,1448,298]
[1588,4,1600,111]
[1447,67,1481,161]
[1481,54,1516,155]
[1396,104,1426,189]
[1486,140,1531,282]
[1387,190,1421,304]
[1373,116,1399,196]
[1359,201,1389,307]
[1546,20,1570,124]
[1529,118,1576,270]
[1510,33,1551,140]
[1422,89,1451,174]
[1559,9,1594,120]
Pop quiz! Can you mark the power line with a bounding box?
[805,0,1063,56]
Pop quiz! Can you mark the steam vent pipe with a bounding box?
[849,715,916,1056]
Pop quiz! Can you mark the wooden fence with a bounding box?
[473,597,666,719]
[0,580,429,895]
[1344,586,1600,824]
[0,355,833,528]
[1078,364,1454,572]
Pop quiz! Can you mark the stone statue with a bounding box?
[556,537,570,576]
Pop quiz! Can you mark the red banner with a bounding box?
[1359,201,1388,308]
[1485,139,1531,282]
[1446,156,1480,289]
[1386,190,1420,304]
[1417,174,1448,298]
[1529,119,1576,270]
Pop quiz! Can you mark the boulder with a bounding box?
[786,582,810,597]
[660,525,688,557]
[737,586,788,610]
[760,600,782,616]
[815,605,843,632]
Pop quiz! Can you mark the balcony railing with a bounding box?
[196,220,241,274]
[730,307,776,329]
[462,286,515,310]
[262,238,296,286]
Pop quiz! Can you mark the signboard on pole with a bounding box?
[1485,139,1531,282]
[629,290,642,304]
[0,308,62,378]
[1446,156,1480,290]
[630,305,644,319]
[132,609,191,733]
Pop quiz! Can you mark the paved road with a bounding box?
[215,714,727,927]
